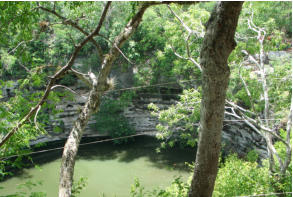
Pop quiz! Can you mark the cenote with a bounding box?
[0,136,196,196]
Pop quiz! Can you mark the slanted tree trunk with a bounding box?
[58,3,155,197]
[188,2,243,197]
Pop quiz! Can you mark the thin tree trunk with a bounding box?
[259,37,276,173]
[188,2,243,197]
[58,4,152,197]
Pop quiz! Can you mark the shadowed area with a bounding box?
[0,136,196,197]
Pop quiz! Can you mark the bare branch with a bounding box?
[170,44,202,71]
[226,99,290,147]
[225,111,264,137]
[170,44,188,60]
[226,100,256,115]
[186,33,192,57]
[34,105,41,131]
[92,2,111,36]
[189,57,202,72]
[286,100,292,146]
[8,41,26,55]
[282,99,292,175]
[236,108,289,146]
[238,63,256,112]
[51,85,87,99]
[70,69,92,88]
[168,5,193,34]
[167,5,202,71]
[241,49,261,69]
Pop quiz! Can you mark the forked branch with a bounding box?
[0,2,112,149]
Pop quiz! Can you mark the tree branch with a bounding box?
[69,68,92,88]
[34,105,41,131]
[97,34,135,65]
[0,2,111,148]
[238,63,256,112]
[226,100,256,116]
[38,4,105,61]
[59,2,157,196]
[281,98,292,175]
[167,5,193,34]
[51,85,87,99]
[167,5,202,71]
[170,44,188,60]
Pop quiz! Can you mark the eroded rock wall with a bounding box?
[40,93,267,158]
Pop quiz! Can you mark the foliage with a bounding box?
[267,57,292,118]
[271,129,292,193]
[148,89,201,149]
[245,2,292,37]
[71,177,88,197]
[132,3,209,86]
[0,180,46,197]
[228,62,264,111]
[130,177,189,197]
[214,141,292,196]
[214,154,274,196]
[91,94,135,144]
[0,76,67,179]
[0,1,292,195]
[130,149,290,197]
[57,73,77,86]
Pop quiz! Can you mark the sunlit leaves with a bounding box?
[149,89,201,148]
[214,154,274,196]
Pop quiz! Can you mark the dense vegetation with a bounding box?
[0,1,291,196]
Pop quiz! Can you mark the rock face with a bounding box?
[39,91,267,158]
[122,98,177,134]
[8,52,290,158]
[32,58,269,157]
[123,97,268,158]
[222,119,267,158]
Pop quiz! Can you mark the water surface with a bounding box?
[0,136,195,196]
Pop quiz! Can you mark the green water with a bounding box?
[0,136,195,197]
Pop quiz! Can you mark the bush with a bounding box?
[130,177,189,197]
[130,150,291,197]
[148,89,201,149]
[271,129,292,193]
[214,154,274,196]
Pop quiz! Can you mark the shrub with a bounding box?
[130,177,189,197]
[213,154,274,197]
[148,89,201,149]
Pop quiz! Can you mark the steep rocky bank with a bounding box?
[34,92,267,158]
[5,51,290,158]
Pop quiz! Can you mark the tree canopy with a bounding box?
[0,1,291,196]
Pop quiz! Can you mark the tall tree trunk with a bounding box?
[58,4,153,197]
[188,2,243,197]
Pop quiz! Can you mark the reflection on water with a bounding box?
[0,136,195,197]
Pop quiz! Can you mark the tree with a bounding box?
[226,4,292,192]
[188,2,243,197]
[0,2,196,196]
[147,2,291,195]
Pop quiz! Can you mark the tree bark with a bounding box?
[58,3,153,197]
[188,2,243,197]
